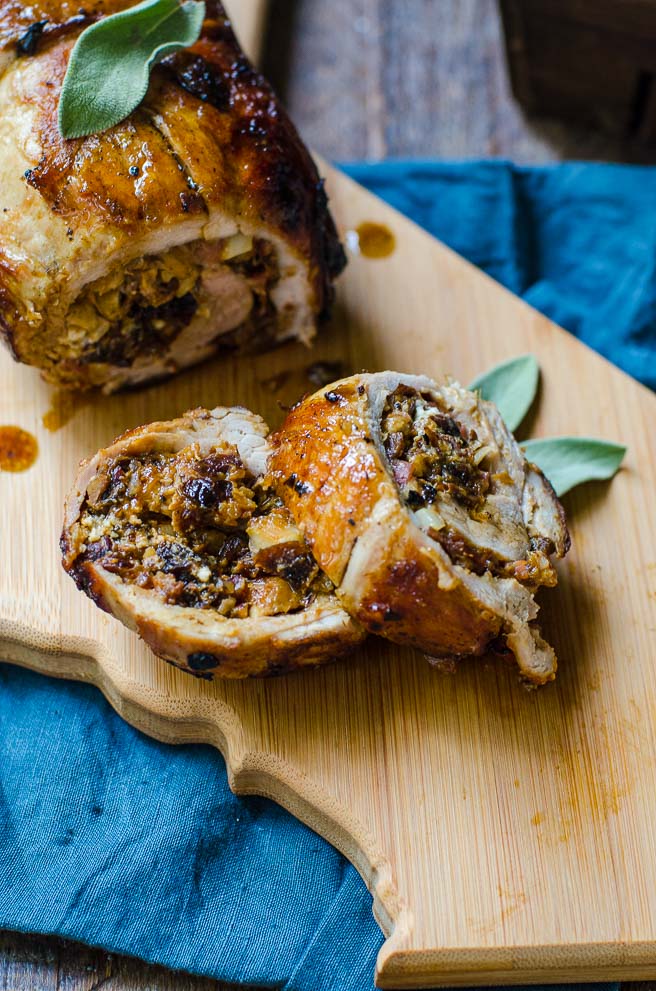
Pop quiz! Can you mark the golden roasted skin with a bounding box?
[0,0,345,388]
[268,379,500,656]
[268,379,383,583]
[269,372,570,685]
[61,406,365,678]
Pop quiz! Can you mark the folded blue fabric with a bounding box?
[2,159,649,990]
[346,160,656,390]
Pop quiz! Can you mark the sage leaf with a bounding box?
[521,437,626,497]
[58,0,206,139]
[469,354,539,432]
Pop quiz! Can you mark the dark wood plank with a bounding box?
[500,0,656,139]
[0,931,236,991]
[263,0,654,162]
[3,0,655,988]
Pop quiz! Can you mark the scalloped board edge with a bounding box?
[2,68,656,991]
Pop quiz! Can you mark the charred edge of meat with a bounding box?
[162,14,346,300]
[66,561,110,614]
[527,462,572,557]
[16,21,48,56]
[165,51,232,111]
[187,651,221,671]
[0,312,18,359]
[159,654,214,680]
[13,14,96,58]
[70,446,335,620]
[314,179,347,294]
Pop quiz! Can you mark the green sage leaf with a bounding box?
[58,0,206,139]
[521,437,626,496]
[469,354,539,432]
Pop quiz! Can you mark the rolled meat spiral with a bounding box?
[0,1,345,391]
[61,407,364,677]
[268,371,570,684]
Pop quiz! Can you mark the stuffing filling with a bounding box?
[70,444,334,618]
[64,236,280,368]
[381,385,555,586]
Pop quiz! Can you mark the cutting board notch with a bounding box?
[2,12,656,982]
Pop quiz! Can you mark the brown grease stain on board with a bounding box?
[43,390,90,432]
[0,426,38,471]
[349,222,396,259]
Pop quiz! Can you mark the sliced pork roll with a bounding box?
[0,1,345,391]
[61,408,364,678]
[268,372,570,684]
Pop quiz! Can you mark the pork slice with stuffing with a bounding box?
[268,371,570,685]
[61,406,365,678]
[0,0,345,390]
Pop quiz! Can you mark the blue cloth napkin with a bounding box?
[3,159,651,990]
[345,160,656,390]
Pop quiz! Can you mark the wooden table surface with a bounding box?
[2,1,653,989]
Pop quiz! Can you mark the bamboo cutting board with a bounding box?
[3,8,656,990]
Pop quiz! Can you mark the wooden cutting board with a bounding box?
[3,7,656,989]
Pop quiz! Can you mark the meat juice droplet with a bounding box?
[346,222,396,259]
[0,426,38,472]
[42,390,89,432]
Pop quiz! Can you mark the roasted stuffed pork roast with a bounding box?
[0,1,345,391]
[61,408,364,677]
[269,372,570,684]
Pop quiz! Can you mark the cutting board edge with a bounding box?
[319,158,656,414]
[4,156,656,987]
[0,616,412,954]
[376,941,656,988]
[10,619,655,989]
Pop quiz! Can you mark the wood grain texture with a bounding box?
[262,0,654,163]
[499,0,656,140]
[3,1,656,988]
[2,157,656,988]
[0,3,273,989]
[0,931,229,991]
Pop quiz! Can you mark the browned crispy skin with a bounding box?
[62,552,363,678]
[269,373,570,684]
[269,379,383,582]
[61,406,365,678]
[268,380,500,657]
[0,0,345,381]
[10,2,341,268]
